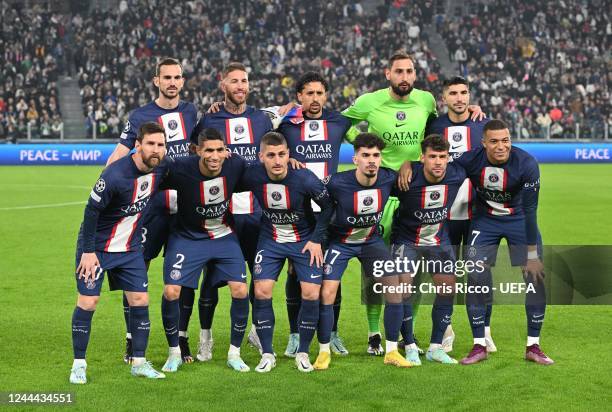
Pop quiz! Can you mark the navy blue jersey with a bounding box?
[81,155,167,252]
[119,100,198,159]
[454,146,540,243]
[239,165,331,243]
[391,162,466,245]
[427,114,488,220]
[326,168,397,244]
[161,155,246,241]
[277,109,351,179]
[193,106,273,215]
[427,115,487,161]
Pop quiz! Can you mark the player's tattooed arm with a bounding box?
[207,101,224,113]
[397,160,414,191]
[77,252,101,282]
[467,105,486,121]
[302,241,324,268]
[288,158,306,169]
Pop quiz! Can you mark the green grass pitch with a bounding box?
[1,164,611,411]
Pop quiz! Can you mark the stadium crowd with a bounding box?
[0,0,609,140]
[440,0,611,139]
[71,0,440,137]
[0,2,64,141]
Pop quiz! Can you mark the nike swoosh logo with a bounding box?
[310,274,322,279]
[257,320,270,325]
[137,193,148,201]
[234,135,246,141]
[307,134,319,138]
[451,145,463,150]
[209,196,221,202]
[168,133,179,140]
[395,123,405,127]
[361,207,373,213]
[271,203,282,207]
[241,274,247,279]
[472,316,483,320]
[533,314,544,319]
[142,282,148,287]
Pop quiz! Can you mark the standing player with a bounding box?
[105,58,198,364]
[240,132,333,373]
[178,62,273,363]
[390,134,466,365]
[452,119,552,365]
[70,122,168,384]
[277,72,352,357]
[313,133,413,370]
[159,128,251,373]
[426,76,491,352]
[340,50,436,355]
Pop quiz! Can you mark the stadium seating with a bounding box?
[0,3,64,140]
[439,0,610,139]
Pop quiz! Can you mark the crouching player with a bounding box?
[160,128,252,372]
[390,134,466,365]
[240,132,333,373]
[70,122,168,384]
[453,120,552,365]
[314,133,412,370]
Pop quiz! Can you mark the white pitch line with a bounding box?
[0,201,87,211]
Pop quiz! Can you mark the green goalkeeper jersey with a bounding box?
[342,88,437,170]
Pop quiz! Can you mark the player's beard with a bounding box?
[306,103,322,116]
[227,91,248,107]
[142,153,162,169]
[160,87,179,100]
[391,82,413,97]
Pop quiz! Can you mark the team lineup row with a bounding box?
[69,53,553,384]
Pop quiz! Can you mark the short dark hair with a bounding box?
[155,57,182,76]
[353,133,385,152]
[388,50,414,68]
[223,62,247,78]
[421,134,449,154]
[295,72,329,94]
[137,122,165,142]
[260,131,287,149]
[443,76,469,91]
[197,128,223,146]
[483,119,509,136]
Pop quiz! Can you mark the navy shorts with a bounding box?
[252,237,323,284]
[466,215,543,267]
[390,241,457,276]
[233,211,261,272]
[163,232,246,289]
[75,247,148,296]
[322,238,395,281]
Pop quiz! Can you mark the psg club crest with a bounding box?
[253,264,262,275]
[234,125,245,134]
[452,132,462,142]
[209,186,220,195]
[140,181,149,192]
[309,122,319,131]
[323,264,332,275]
[363,196,374,206]
[396,111,406,121]
[271,191,282,201]
[430,191,440,201]
[85,279,96,290]
[168,120,178,130]
[95,178,106,193]
[489,174,499,183]
[170,269,182,280]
